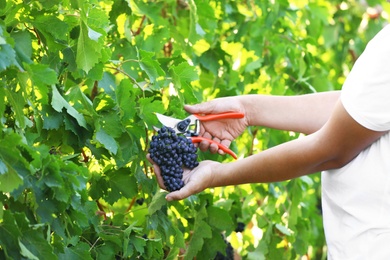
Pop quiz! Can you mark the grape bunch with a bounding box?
[149,126,199,192]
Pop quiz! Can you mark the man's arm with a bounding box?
[184,91,340,155]
[239,91,341,135]
[166,100,386,200]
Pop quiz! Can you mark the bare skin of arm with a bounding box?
[239,91,341,134]
[151,100,386,201]
[184,91,340,154]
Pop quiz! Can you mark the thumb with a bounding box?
[184,101,218,114]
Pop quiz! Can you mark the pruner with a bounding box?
[155,112,245,159]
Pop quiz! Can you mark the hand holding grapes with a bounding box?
[147,154,220,201]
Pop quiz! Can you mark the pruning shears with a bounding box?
[155,112,245,159]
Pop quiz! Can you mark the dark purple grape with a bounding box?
[149,126,199,192]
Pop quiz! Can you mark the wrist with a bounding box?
[237,95,257,126]
[208,161,224,188]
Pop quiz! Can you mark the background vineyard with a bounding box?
[0,0,389,259]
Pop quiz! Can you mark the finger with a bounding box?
[147,154,167,190]
[153,165,167,190]
[209,137,220,154]
[220,139,232,149]
[146,153,154,164]
[198,132,212,151]
[166,187,193,201]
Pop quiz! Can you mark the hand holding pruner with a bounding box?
[154,112,245,159]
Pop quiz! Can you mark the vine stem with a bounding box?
[126,197,137,213]
[105,65,143,89]
[132,15,146,36]
[81,148,89,163]
[96,200,107,220]
[143,127,150,175]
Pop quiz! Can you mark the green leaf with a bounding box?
[58,242,93,260]
[184,205,212,260]
[170,62,198,83]
[26,63,58,86]
[106,169,138,203]
[19,240,39,260]
[148,190,167,216]
[138,97,164,128]
[0,44,21,71]
[0,211,22,259]
[76,21,102,73]
[0,161,23,193]
[0,159,7,174]
[126,0,165,24]
[95,128,118,155]
[138,49,165,88]
[25,63,58,104]
[207,206,234,231]
[42,105,63,130]
[129,235,146,254]
[116,79,136,121]
[11,30,33,65]
[51,85,87,128]
[4,87,26,128]
[275,223,292,236]
[169,62,198,103]
[100,112,123,139]
[188,0,201,43]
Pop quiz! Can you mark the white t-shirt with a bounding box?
[322,25,390,259]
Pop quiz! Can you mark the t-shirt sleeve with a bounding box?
[341,25,390,132]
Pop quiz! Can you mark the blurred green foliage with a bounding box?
[0,0,388,259]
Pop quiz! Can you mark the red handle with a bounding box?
[191,136,238,160]
[193,112,244,121]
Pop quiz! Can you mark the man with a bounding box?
[149,25,390,258]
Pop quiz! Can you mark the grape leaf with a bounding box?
[11,30,33,65]
[207,206,234,231]
[0,160,23,193]
[25,63,58,86]
[0,211,23,259]
[184,206,212,260]
[126,0,165,24]
[148,190,167,216]
[42,106,64,130]
[4,87,26,128]
[51,85,87,129]
[169,62,198,103]
[106,169,138,204]
[138,49,165,89]
[95,128,118,155]
[58,242,93,260]
[138,97,164,128]
[116,79,136,121]
[275,223,292,236]
[76,21,102,73]
[19,230,57,260]
[25,63,58,105]
[0,159,7,174]
[0,44,21,72]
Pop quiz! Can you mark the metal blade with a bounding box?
[155,113,182,128]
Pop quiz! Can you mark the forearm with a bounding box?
[209,98,385,187]
[238,91,341,134]
[210,133,330,186]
